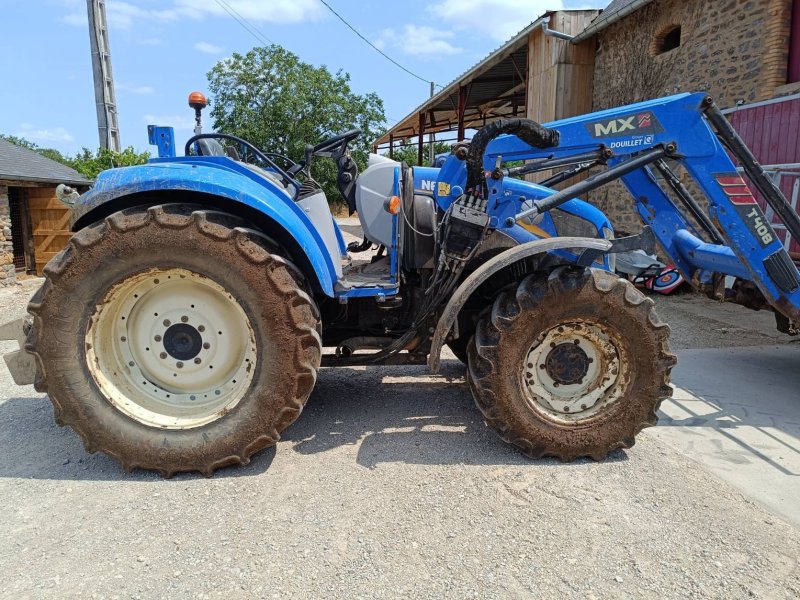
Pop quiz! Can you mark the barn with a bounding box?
[0,139,90,285]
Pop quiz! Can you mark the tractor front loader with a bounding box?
[2,90,796,477]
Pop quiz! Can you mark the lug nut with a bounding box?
[198,325,205,332]
[176,362,184,369]
[160,352,167,359]
[194,358,202,364]
[154,335,162,342]
[181,316,188,323]
[163,319,171,327]
[203,342,210,350]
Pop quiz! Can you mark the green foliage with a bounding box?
[0,134,149,180]
[388,140,453,167]
[207,45,387,203]
[67,146,150,179]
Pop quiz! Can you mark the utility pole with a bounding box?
[87,0,120,152]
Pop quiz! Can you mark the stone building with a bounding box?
[573,0,799,231]
[580,0,796,110]
[377,0,800,237]
[0,139,89,286]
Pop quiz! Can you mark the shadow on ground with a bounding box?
[285,362,631,469]
[0,360,633,480]
[659,346,800,476]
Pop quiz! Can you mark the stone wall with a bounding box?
[0,185,16,286]
[590,0,793,232]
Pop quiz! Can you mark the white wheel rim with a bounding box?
[523,321,627,423]
[86,268,257,429]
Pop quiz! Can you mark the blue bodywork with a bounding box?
[71,92,800,323]
[452,91,799,319]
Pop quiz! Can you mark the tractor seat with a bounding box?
[196,138,226,157]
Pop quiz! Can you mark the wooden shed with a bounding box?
[0,139,90,285]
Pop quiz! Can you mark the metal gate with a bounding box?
[742,163,800,255]
[7,188,27,270]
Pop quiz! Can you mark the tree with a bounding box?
[67,146,150,180]
[388,140,453,167]
[207,45,386,205]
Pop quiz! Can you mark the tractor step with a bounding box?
[0,318,36,386]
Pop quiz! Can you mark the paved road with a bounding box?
[654,344,800,527]
[1,247,799,597]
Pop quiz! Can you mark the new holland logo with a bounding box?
[586,112,663,138]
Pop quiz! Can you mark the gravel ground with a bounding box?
[1,276,799,599]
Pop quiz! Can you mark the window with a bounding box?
[652,25,681,56]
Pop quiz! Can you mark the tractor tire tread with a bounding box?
[26,204,321,477]
[467,267,676,461]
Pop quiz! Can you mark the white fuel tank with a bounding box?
[355,154,399,248]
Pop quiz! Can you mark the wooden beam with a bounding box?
[389,133,394,159]
[418,113,425,165]
[457,85,467,141]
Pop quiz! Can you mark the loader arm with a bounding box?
[462,92,800,327]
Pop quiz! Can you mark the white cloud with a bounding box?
[59,0,324,30]
[56,0,84,26]
[142,114,196,131]
[106,2,180,30]
[376,25,462,57]
[172,0,324,24]
[429,0,565,41]
[16,124,74,143]
[117,83,155,95]
[194,41,224,55]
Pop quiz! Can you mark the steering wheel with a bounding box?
[312,129,362,155]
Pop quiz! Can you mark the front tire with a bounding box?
[467,267,676,461]
[27,205,321,477]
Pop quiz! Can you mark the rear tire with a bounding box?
[467,267,675,461]
[26,205,321,477]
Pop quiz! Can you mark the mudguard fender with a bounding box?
[72,160,340,296]
[428,236,612,373]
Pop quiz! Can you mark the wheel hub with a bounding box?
[163,323,203,360]
[544,342,590,386]
[523,322,623,421]
[86,267,258,429]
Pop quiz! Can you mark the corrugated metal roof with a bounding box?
[0,138,90,186]
[571,0,657,43]
[374,15,550,146]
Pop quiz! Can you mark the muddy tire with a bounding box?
[467,267,676,461]
[26,205,321,477]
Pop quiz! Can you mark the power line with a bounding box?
[318,0,435,86]
[213,0,274,46]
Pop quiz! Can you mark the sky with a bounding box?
[0,0,607,156]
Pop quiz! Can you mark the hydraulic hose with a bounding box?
[465,118,560,194]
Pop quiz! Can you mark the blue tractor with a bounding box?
[5,91,799,477]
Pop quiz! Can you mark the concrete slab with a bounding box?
[650,344,800,526]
